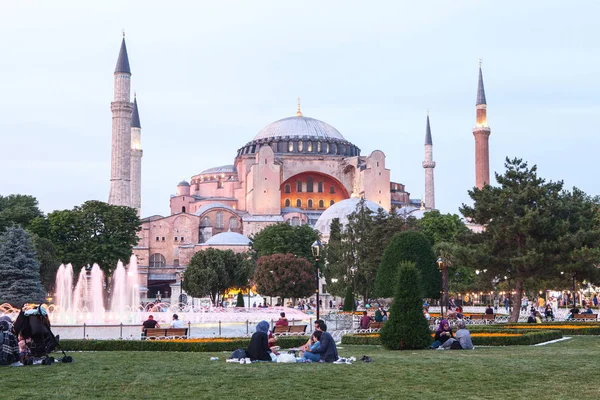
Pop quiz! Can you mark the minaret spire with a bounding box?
[422,111,436,209]
[130,94,143,216]
[473,60,491,189]
[109,35,134,207]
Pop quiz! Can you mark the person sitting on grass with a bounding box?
[300,319,324,351]
[440,321,474,350]
[305,321,338,363]
[246,320,273,362]
[431,319,453,349]
[299,331,323,362]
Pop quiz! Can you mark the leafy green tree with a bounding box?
[342,286,355,312]
[32,234,60,292]
[31,200,140,279]
[416,210,469,246]
[379,261,432,350]
[459,158,600,322]
[254,253,314,302]
[0,194,44,232]
[183,249,253,305]
[0,226,46,307]
[236,291,245,307]
[250,223,319,260]
[322,218,346,296]
[375,231,439,299]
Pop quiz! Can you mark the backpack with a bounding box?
[230,348,247,359]
[0,331,19,365]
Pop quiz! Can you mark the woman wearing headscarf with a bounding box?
[246,320,273,361]
[431,319,453,349]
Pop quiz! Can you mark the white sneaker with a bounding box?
[239,359,245,364]
[245,358,251,364]
[348,357,356,362]
[333,358,347,364]
[345,359,353,364]
[227,358,239,363]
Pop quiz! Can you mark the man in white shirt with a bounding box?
[170,314,184,328]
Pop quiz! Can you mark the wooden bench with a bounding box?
[288,325,307,334]
[143,328,188,339]
[273,325,291,334]
[574,313,598,320]
[369,322,384,329]
[469,314,484,320]
[273,325,308,335]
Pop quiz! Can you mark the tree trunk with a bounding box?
[510,279,523,322]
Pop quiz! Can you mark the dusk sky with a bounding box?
[2,1,599,218]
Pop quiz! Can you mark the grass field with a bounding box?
[3,336,599,400]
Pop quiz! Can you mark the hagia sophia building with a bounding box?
[107,37,491,301]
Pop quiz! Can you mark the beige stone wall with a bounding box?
[247,146,281,215]
[359,150,391,211]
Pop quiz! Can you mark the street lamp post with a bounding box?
[350,265,358,311]
[311,240,323,321]
[436,257,446,319]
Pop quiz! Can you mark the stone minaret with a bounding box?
[130,94,142,215]
[422,112,436,209]
[473,61,491,189]
[108,36,133,206]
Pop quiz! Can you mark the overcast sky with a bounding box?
[1,1,599,218]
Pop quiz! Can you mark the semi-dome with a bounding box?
[254,115,345,141]
[177,180,190,186]
[200,231,251,246]
[314,198,384,238]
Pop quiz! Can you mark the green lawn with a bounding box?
[3,336,599,400]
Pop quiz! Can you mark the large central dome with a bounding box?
[254,115,345,141]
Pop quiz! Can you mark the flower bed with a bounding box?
[342,329,561,346]
[59,336,308,352]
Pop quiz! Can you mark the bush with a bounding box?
[379,262,432,350]
[236,292,245,307]
[59,336,309,352]
[374,231,439,299]
[342,329,562,346]
[342,286,355,312]
[480,322,600,336]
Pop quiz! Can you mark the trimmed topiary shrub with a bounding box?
[59,336,308,352]
[379,262,432,350]
[236,292,245,307]
[342,286,355,312]
[374,231,439,299]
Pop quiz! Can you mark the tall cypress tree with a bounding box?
[380,262,432,350]
[0,226,46,307]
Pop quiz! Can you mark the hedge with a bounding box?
[472,322,600,336]
[59,336,308,352]
[342,329,562,347]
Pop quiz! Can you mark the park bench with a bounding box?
[273,325,308,335]
[469,314,484,321]
[573,314,598,321]
[369,322,384,329]
[143,328,188,339]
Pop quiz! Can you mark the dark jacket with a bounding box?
[246,331,271,361]
[311,331,338,362]
[434,330,453,344]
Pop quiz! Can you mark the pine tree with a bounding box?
[0,226,46,307]
[236,291,245,307]
[380,261,432,350]
[375,231,439,299]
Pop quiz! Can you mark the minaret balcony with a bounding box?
[422,161,436,168]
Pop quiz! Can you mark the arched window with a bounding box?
[285,199,291,207]
[291,217,300,226]
[229,217,238,230]
[319,199,324,208]
[288,141,294,152]
[296,199,302,208]
[216,212,224,228]
[326,143,330,153]
[181,206,186,213]
[297,181,302,192]
[317,182,323,193]
[330,200,335,206]
[332,143,337,155]
[284,184,291,194]
[201,216,210,227]
[317,142,322,153]
[307,141,313,152]
[298,140,303,152]
[149,253,166,268]
[330,185,335,194]
[307,199,313,209]
[307,177,313,192]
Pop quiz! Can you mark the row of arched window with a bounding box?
[284,180,334,194]
[200,212,239,229]
[149,253,166,268]
[238,140,359,157]
[284,199,335,209]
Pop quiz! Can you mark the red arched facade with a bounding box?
[280,172,349,211]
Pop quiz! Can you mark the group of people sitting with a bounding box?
[141,314,185,331]
[430,319,474,350]
[245,319,339,363]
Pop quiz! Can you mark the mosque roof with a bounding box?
[314,198,383,238]
[115,38,131,74]
[477,65,487,105]
[254,115,345,141]
[177,180,190,186]
[200,231,251,246]
[200,165,237,174]
[425,114,432,145]
[194,202,236,216]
